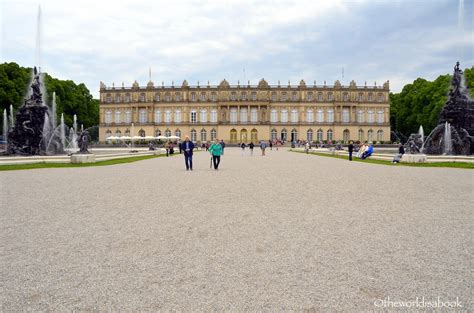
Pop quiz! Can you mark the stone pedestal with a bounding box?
[71,154,95,164]
[401,154,427,163]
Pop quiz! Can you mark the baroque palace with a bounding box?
[99,78,390,143]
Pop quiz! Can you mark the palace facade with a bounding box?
[99,78,390,143]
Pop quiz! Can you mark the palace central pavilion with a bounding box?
[99,78,390,143]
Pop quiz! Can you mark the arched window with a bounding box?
[292,92,298,101]
[291,128,298,141]
[175,92,181,101]
[190,129,197,141]
[358,93,363,101]
[317,92,323,101]
[343,129,350,142]
[155,129,161,136]
[327,129,333,141]
[105,110,112,124]
[190,110,197,123]
[271,128,278,140]
[270,109,278,123]
[230,92,237,101]
[210,109,218,123]
[367,110,374,123]
[164,110,171,123]
[377,93,384,102]
[306,109,314,123]
[230,108,237,123]
[115,129,122,137]
[281,92,288,101]
[139,109,147,123]
[316,129,323,142]
[115,94,121,103]
[200,129,207,142]
[240,108,248,123]
[105,129,112,138]
[210,129,217,141]
[191,92,196,101]
[240,128,248,142]
[165,129,171,137]
[328,93,334,101]
[358,129,364,141]
[251,92,257,101]
[125,94,131,102]
[154,93,160,102]
[165,93,171,102]
[241,92,247,100]
[280,109,288,123]
[377,110,384,123]
[377,130,384,141]
[175,109,182,123]
[251,129,258,142]
[343,92,349,101]
[211,92,217,101]
[327,109,334,123]
[230,129,237,142]
[290,109,298,123]
[200,109,207,123]
[250,108,258,123]
[367,129,374,141]
[115,110,121,123]
[281,129,288,141]
[342,108,350,123]
[106,94,112,103]
[307,129,313,141]
[368,93,373,101]
[271,92,277,101]
[139,93,146,102]
[154,110,161,123]
[139,129,145,137]
[175,129,181,138]
[357,110,364,123]
[307,92,313,101]
[200,92,206,101]
[316,109,324,123]
[125,128,130,136]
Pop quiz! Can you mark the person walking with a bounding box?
[260,140,267,156]
[348,141,354,161]
[269,140,273,150]
[249,142,254,156]
[209,138,223,170]
[240,142,246,156]
[182,136,195,171]
[165,141,170,157]
[305,141,310,154]
[220,140,225,155]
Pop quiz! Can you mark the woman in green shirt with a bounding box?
[209,139,223,170]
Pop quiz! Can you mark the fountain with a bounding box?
[9,104,14,128]
[3,110,8,146]
[423,62,474,155]
[60,113,66,148]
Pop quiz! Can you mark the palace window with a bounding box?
[165,129,171,137]
[211,129,217,141]
[165,93,171,102]
[190,129,197,141]
[175,129,181,138]
[241,92,247,100]
[154,94,160,102]
[230,108,237,123]
[357,110,364,123]
[291,128,298,141]
[377,130,384,141]
[368,110,374,123]
[115,94,121,103]
[200,109,207,123]
[230,129,237,141]
[115,129,122,137]
[251,92,257,101]
[280,109,288,123]
[175,110,182,123]
[316,109,324,123]
[317,92,323,101]
[125,110,132,124]
[155,129,161,136]
[328,93,334,101]
[281,92,288,101]
[154,110,161,123]
[191,93,196,101]
[250,108,258,123]
[106,94,112,103]
[290,109,298,123]
[139,129,145,137]
[358,93,363,101]
[306,109,314,123]
[307,129,313,141]
[139,109,147,123]
[377,93,384,102]
[125,94,131,102]
[175,92,181,101]
[200,129,207,142]
[211,92,217,101]
[327,109,334,123]
[368,129,374,141]
[105,110,112,124]
[342,108,350,123]
[139,93,145,102]
[115,110,121,123]
[368,93,373,101]
[292,92,298,101]
[358,129,364,141]
[327,129,333,141]
[343,129,350,142]
[190,111,197,123]
[200,92,206,101]
[281,129,287,141]
[271,92,277,101]
[377,110,384,123]
[251,129,258,142]
[270,109,278,123]
[271,129,278,140]
[240,108,248,123]
[307,92,313,101]
[343,93,349,101]
[106,129,112,138]
[316,129,323,142]
[164,110,171,123]
[231,92,237,101]
[210,109,218,123]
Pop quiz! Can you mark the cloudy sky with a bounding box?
[1,0,472,98]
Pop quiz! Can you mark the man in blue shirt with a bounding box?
[183,136,195,171]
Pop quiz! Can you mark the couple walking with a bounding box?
[182,136,222,171]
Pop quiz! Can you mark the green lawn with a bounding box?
[0,154,172,171]
[291,150,474,169]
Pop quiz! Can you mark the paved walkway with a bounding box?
[1,148,472,310]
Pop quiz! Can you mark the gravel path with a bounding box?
[1,148,472,311]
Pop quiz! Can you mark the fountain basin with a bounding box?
[71,154,95,164]
[401,154,427,163]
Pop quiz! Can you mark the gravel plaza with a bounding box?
[0,148,472,310]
